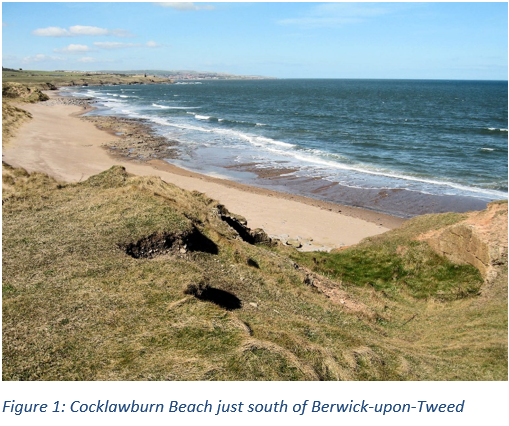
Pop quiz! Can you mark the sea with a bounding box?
[62,79,508,218]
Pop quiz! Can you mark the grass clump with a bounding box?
[2,81,50,147]
[291,214,483,301]
[2,82,49,103]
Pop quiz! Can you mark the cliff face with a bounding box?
[422,201,508,291]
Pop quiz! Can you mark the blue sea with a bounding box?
[63,79,508,217]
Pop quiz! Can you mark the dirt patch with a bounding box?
[298,265,376,318]
[123,227,218,258]
[419,201,508,288]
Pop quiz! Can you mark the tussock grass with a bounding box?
[3,82,49,103]
[3,165,507,380]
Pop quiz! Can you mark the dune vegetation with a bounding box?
[2,69,170,90]
[2,165,506,380]
[2,81,49,146]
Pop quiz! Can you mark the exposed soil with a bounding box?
[123,227,218,259]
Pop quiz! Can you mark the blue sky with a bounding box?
[2,2,508,79]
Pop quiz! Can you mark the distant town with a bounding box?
[156,70,274,81]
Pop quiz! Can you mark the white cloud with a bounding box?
[69,25,109,36]
[76,57,120,64]
[54,44,93,54]
[93,41,162,50]
[278,3,390,28]
[155,2,215,11]
[145,41,161,48]
[93,42,140,50]
[2,23,8,27]
[21,54,66,64]
[33,25,133,37]
[33,26,71,37]
[70,25,132,37]
[77,57,97,63]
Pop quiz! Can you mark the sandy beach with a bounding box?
[3,95,404,251]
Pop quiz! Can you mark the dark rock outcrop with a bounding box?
[216,204,274,246]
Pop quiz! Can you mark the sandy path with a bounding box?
[3,101,398,250]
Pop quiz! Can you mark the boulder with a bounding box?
[286,239,302,248]
[250,228,272,245]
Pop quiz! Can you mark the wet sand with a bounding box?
[2,96,406,251]
[213,156,489,218]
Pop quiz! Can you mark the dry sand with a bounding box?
[3,99,404,251]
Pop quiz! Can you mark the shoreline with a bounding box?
[64,85,495,219]
[2,93,405,251]
[77,107,404,228]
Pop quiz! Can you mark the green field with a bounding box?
[2,68,170,89]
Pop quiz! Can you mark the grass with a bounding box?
[3,165,507,380]
[2,69,170,89]
[2,81,50,146]
[2,103,32,146]
[3,81,50,102]
[290,214,484,301]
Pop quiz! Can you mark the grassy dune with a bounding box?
[2,69,170,89]
[2,103,32,146]
[2,81,49,146]
[3,165,506,380]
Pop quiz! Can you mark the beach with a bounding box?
[59,79,505,218]
[2,93,404,251]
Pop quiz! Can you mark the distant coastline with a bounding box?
[88,69,276,81]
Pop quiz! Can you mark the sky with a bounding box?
[1,1,508,80]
